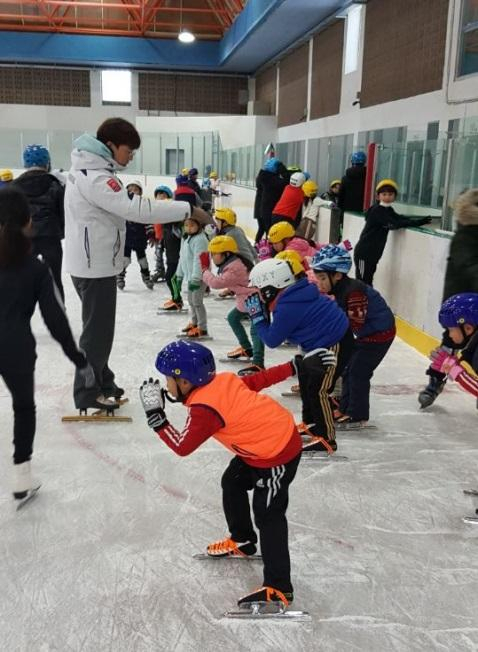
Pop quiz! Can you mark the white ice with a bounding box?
[1,258,478,652]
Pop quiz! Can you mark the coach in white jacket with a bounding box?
[64,118,194,410]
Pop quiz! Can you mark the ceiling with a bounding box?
[0,0,247,40]
[0,0,354,73]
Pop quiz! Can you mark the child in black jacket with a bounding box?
[354,179,432,286]
[0,187,94,506]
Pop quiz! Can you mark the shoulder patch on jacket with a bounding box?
[107,178,121,192]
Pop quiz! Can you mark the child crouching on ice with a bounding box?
[201,235,265,375]
[430,293,478,399]
[139,340,302,608]
[267,221,320,269]
[245,258,354,453]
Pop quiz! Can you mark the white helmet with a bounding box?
[126,179,143,190]
[249,258,296,290]
[290,172,306,188]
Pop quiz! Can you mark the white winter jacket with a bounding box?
[64,134,190,278]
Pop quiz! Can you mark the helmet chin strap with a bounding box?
[162,384,188,404]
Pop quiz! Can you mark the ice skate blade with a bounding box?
[15,485,41,511]
[281,392,300,398]
[301,451,348,461]
[463,489,478,496]
[61,414,132,423]
[463,516,478,525]
[156,309,187,314]
[335,422,377,431]
[224,603,311,621]
[193,553,262,561]
[219,357,252,364]
[214,295,235,301]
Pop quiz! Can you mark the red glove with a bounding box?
[199,252,210,272]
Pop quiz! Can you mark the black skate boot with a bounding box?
[237,586,293,608]
[418,370,446,409]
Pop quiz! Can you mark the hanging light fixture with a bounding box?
[178,0,196,43]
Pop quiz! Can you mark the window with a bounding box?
[101,70,132,104]
[458,0,478,76]
[344,5,362,75]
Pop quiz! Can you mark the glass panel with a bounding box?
[458,0,478,76]
[142,133,161,175]
[0,128,23,168]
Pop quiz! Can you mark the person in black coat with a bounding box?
[419,188,478,407]
[14,144,65,300]
[253,158,288,243]
[354,179,432,286]
[0,187,93,505]
[338,151,367,213]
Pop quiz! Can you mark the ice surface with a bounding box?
[1,258,478,652]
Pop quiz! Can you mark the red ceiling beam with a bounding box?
[0,0,230,13]
[0,22,222,39]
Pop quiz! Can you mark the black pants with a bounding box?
[340,338,394,421]
[354,255,378,287]
[32,238,64,301]
[297,329,355,440]
[163,226,182,300]
[254,215,270,243]
[71,276,118,408]
[121,245,150,278]
[1,367,35,464]
[221,453,301,594]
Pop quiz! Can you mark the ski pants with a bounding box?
[226,308,264,367]
[221,452,301,594]
[340,337,395,421]
[354,255,378,287]
[71,276,118,408]
[120,245,150,279]
[296,328,355,440]
[32,238,64,302]
[1,366,35,465]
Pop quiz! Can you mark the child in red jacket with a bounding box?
[271,172,306,227]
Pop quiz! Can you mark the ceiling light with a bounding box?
[178,29,195,43]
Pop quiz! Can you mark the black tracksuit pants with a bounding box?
[71,276,118,408]
[32,238,64,301]
[297,328,355,440]
[221,453,301,594]
[163,226,182,300]
[340,338,394,421]
[354,254,378,287]
[1,367,35,464]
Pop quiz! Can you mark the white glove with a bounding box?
[315,348,337,367]
[139,378,167,429]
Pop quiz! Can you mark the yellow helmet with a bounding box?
[208,235,238,255]
[376,178,398,193]
[209,171,218,179]
[0,168,13,182]
[267,221,295,244]
[275,250,305,275]
[181,167,190,176]
[302,180,318,198]
[329,179,341,187]
[214,207,237,226]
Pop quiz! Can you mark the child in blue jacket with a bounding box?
[246,258,354,452]
[311,245,396,426]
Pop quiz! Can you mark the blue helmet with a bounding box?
[303,171,311,181]
[176,174,189,185]
[188,167,198,177]
[23,144,50,169]
[264,157,280,173]
[351,151,366,166]
[155,340,216,387]
[311,245,352,274]
[154,185,173,198]
[439,293,478,328]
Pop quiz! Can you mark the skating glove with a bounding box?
[430,350,463,380]
[245,292,269,326]
[199,252,210,272]
[139,378,168,430]
[255,238,273,261]
[188,280,202,292]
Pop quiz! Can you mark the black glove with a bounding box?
[139,378,168,430]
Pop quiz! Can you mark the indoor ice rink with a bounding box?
[1,0,478,650]
[0,268,477,651]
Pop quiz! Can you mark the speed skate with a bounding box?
[223,602,311,621]
[301,451,349,461]
[61,399,132,423]
[463,489,478,524]
[193,552,262,561]
[335,421,377,431]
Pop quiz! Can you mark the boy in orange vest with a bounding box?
[140,340,302,609]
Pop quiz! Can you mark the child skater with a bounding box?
[311,245,396,427]
[267,221,319,269]
[0,187,94,506]
[245,258,354,453]
[176,211,210,338]
[201,235,265,375]
[139,339,301,608]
